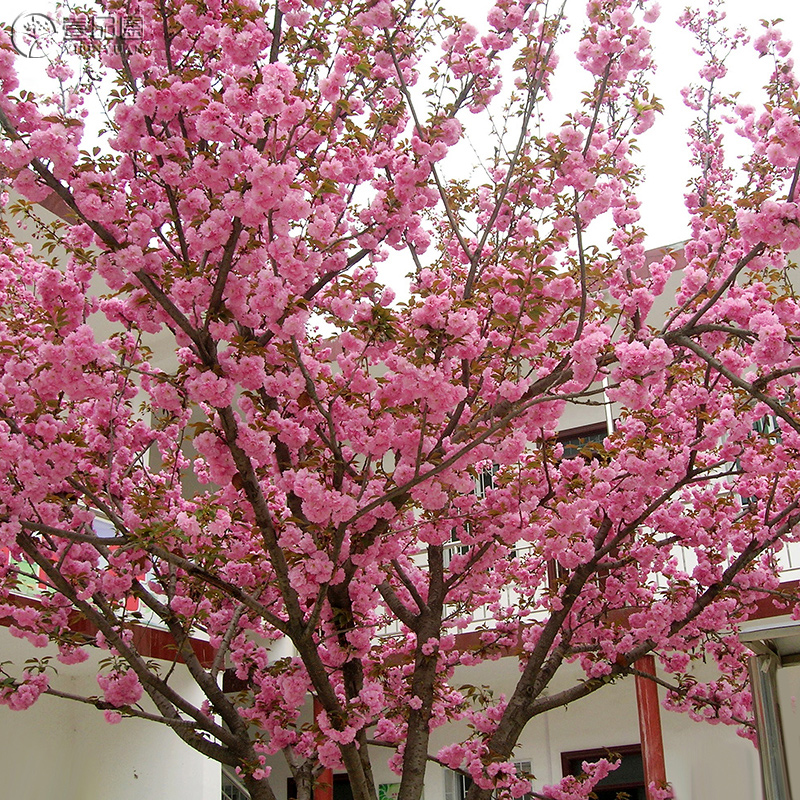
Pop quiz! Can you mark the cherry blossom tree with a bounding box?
[1,1,799,799]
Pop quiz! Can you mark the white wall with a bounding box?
[0,628,220,800]
[421,657,761,800]
[2,627,766,800]
[777,662,800,797]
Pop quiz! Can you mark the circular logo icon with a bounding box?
[11,12,58,59]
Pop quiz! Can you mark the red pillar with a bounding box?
[634,656,668,799]
[314,698,334,800]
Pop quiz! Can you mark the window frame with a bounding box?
[560,744,645,799]
[444,760,533,800]
[556,422,609,461]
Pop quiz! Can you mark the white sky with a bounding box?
[2,0,799,255]
[634,0,799,247]
[431,0,800,250]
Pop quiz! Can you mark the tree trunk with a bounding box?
[243,775,280,800]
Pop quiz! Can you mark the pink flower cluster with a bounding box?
[0,670,49,711]
[738,201,800,251]
[97,669,144,709]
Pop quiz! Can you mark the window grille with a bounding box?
[444,465,498,567]
[222,767,250,800]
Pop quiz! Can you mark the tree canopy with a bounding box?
[1,1,800,799]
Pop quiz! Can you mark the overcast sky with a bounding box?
[3,0,798,255]
[634,0,798,247]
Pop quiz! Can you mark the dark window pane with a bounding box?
[557,424,607,460]
[333,776,354,800]
[592,789,647,800]
[564,746,645,800]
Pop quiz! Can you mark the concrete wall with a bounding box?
[0,628,220,800]
[0,628,765,800]
[660,690,761,799]
[777,662,800,797]
[262,655,762,800]
[429,658,762,800]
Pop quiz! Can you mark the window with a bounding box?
[753,414,780,439]
[740,413,782,507]
[445,464,498,567]
[287,773,352,800]
[557,423,608,461]
[511,760,533,800]
[332,775,354,800]
[445,761,532,800]
[561,746,645,800]
[544,423,610,590]
[546,557,567,590]
[475,464,498,499]
[222,767,250,800]
[444,766,470,800]
[94,516,144,613]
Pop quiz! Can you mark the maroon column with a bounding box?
[314,698,334,800]
[634,656,668,799]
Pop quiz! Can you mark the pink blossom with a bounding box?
[0,0,797,790]
[644,4,661,24]
[0,671,49,711]
[97,669,143,708]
